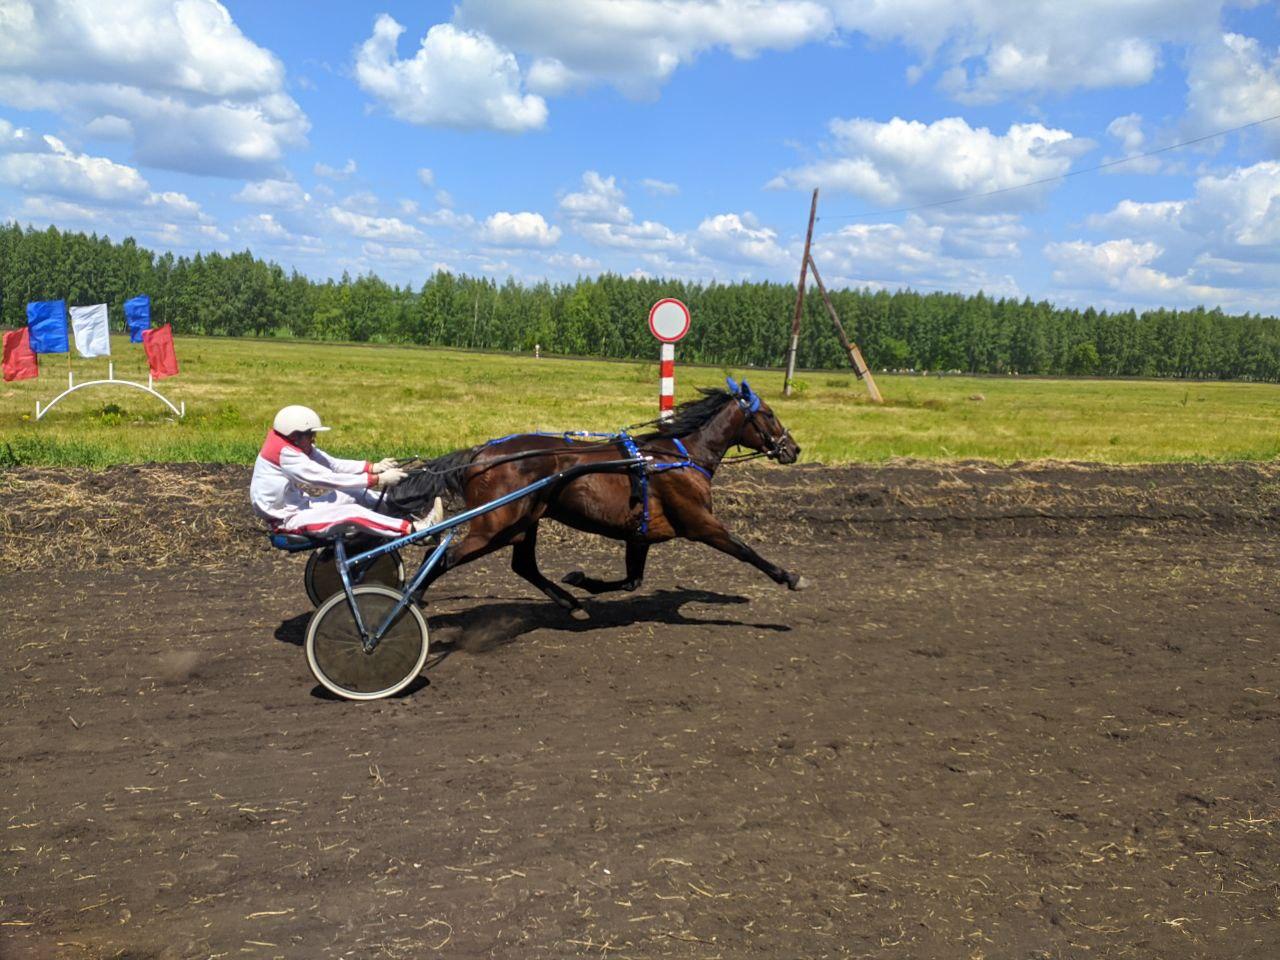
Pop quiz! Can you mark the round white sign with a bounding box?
[648,298,691,343]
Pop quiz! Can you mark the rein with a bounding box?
[395,392,788,484]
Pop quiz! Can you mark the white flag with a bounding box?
[71,304,110,358]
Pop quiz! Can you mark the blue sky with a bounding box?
[1,0,1279,313]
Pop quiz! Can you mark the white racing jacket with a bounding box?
[250,429,377,523]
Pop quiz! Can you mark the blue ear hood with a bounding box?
[740,379,753,398]
[725,375,740,394]
[741,379,761,412]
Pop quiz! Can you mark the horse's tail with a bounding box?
[383,446,479,516]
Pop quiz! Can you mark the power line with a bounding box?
[817,111,1280,223]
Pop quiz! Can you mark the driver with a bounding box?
[250,404,442,538]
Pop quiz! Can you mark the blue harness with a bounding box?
[485,428,709,536]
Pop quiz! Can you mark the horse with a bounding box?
[385,377,807,619]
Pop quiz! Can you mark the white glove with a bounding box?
[373,457,399,473]
[375,468,408,489]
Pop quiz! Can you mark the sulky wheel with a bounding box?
[305,585,430,701]
[304,546,405,607]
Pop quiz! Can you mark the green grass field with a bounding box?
[2,335,1279,466]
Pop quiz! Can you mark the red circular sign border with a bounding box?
[647,298,691,343]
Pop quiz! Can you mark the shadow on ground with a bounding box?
[274,587,789,656]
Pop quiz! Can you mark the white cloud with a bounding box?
[84,114,133,140]
[458,0,834,98]
[1185,161,1280,250]
[363,241,427,263]
[0,133,147,202]
[8,178,226,250]
[1087,162,1280,259]
[329,207,422,242]
[12,196,99,224]
[242,212,290,239]
[1184,32,1280,144]
[482,211,561,247]
[641,177,680,196]
[1087,198,1187,235]
[235,212,323,249]
[770,116,1085,211]
[234,178,308,206]
[419,207,476,230]
[560,171,631,224]
[693,213,788,266]
[340,190,380,214]
[314,159,357,179]
[1101,113,1164,175]
[154,221,228,246]
[144,190,206,221]
[810,212,1023,296]
[0,0,308,176]
[0,118,33,152]
[525,57,585,97]
[354,16,547,132]
[545,251,601,271]
[1053,160,1280,308]
[1045,238,1222,303]
[559,171,686,252]
[824,0,1222,102]
[1108,113,1145,155]
[0,0,283,97]
[417,167,435,187]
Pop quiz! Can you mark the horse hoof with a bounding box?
[569,607,591,621]
[788,575,810,592]
[562,571,585,587]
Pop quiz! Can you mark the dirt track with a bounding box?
[2,462,1279,959]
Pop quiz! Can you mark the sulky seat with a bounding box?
[269,521,387,552]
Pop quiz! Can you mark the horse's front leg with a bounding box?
[562,541,650,595]
[511,522,591,619]
[687,518,808,591]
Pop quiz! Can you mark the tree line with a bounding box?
[4,221,1280,380]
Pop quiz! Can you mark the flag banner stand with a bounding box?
[35,361,185,420]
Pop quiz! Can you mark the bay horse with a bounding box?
[386,377,807,618]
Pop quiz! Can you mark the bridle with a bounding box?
[729,393,794,462]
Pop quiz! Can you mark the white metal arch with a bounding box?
[35,363,185,420]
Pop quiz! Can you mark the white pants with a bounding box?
[277,490,410,538]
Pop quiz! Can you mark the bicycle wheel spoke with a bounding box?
[306,586,428,699]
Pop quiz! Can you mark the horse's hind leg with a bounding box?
[511,522,591,619]
[688,517,808,591]
[562,541,649,595]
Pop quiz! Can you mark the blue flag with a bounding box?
[26,300,69,354]
[124,295,151,343]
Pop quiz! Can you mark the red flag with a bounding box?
[2,327,39,382]
[141,324,179,379]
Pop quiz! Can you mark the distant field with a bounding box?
[2,335,1279,466]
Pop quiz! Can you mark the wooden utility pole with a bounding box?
[783,188,818,397]
[806,255,882,403]
[782,187,884,404]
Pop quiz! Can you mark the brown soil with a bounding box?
[1,462,1278,959]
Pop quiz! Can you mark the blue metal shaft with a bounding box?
[343,457,643,570]
[366,531,455,648]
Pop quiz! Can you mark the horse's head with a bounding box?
[725,377,801,464]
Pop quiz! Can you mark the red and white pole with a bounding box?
[659,341,676,419]
[648,298,691,422]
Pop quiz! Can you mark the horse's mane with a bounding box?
[636,387,734,441]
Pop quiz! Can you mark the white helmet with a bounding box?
[273,404,331,436]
